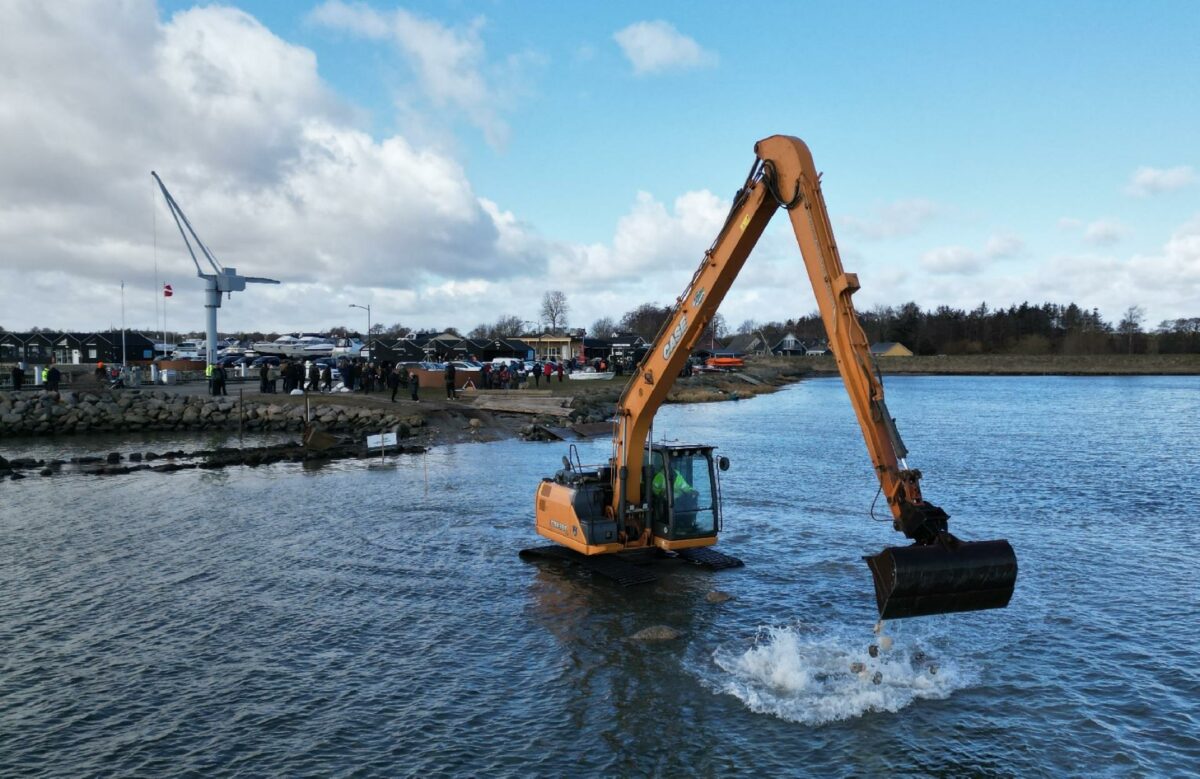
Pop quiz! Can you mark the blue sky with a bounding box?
[2,1,1197,333]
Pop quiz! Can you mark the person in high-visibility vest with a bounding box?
[205,363,215,395]
[40,366,49,384]
[652,467,695,499]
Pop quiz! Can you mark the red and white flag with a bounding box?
[163,283,173,298]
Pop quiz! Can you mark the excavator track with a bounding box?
[519,546,658,586]
[673,547,745,570]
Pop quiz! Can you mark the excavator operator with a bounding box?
[651,466,695,500]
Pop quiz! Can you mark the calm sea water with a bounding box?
[2,376,1198,777]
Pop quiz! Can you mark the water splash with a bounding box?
[708,625,973,726]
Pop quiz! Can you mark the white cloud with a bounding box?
[0,2,541,332]
[613,20,715,75]
[838,199,939,240]
[984,233,1025,259]
[310,0,523,148]
[917,232,1023,275]
[1125,165,1196,197]
[894,213,1200,326]
[1057,217,1083,230]
[1127,214,1200,303]
[920,245,982,274]
[1083,219,1128,246]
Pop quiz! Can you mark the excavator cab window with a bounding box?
[649,447,718,541]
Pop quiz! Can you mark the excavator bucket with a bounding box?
[864,540,1017,619]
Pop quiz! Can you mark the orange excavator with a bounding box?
[522,136,1017,619]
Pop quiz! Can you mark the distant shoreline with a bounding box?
[800,354,1200,376]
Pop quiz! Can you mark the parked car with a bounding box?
[250,356,281,368]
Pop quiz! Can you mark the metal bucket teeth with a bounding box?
[864,539,1017,619]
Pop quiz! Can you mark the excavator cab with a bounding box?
[647,444,723,543]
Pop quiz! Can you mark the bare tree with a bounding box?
[590,316,617,337]
[541,290,570,333]
[736,318,760,335]
[1118,304,1145,354]
[620,302,673,340]
[492,315,524,338]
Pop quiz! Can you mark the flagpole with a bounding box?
[153,176,160,358]
[121,281,127,367]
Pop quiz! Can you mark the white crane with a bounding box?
[151,172,280,367]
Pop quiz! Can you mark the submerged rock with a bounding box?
[705,590,734,604]
[630,625,682,642]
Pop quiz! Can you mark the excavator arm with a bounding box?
[612,136,919,526]
[608,135,1017,618]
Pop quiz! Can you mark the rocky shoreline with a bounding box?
[0,360,816,480]
[0,388,426,438]
[0,440,427,481]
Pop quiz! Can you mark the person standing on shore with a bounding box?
[307,362,320,392]
[444,362,457,399]
[214,364,227,396]
[557,361,564,382]
[321,364,332,392]
[408,370,420,402]
[46,363,61,392]
[11,363,24,391]
[388,364,401,402]
[259,362,269,393]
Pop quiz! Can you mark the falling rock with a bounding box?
[630,625,682,642]
[705,590,734,604]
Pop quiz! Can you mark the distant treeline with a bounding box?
[607,301,1200,356]
[791,302,1200,356]
[9,300,1199,357]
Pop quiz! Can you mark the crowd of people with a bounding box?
[477,358,566,390]
[245,355,594,402]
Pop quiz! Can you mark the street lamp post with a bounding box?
[349,303,371,358]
